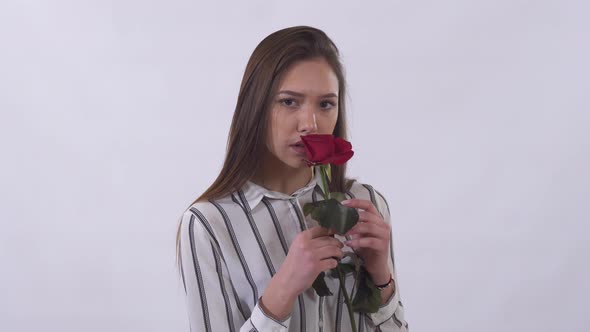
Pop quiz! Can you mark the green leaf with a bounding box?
[309,199,359,234]
[312,272,333,296]
[350,254,363,296]
[330,192,347,202]
[325,164,332,182]
[302,202,315,216]
[329,262,355,278]
[351,267,381,313]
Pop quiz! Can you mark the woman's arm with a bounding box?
[179,208,292,331]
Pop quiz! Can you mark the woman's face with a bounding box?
[265,57,340,170]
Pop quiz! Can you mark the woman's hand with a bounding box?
[279,225,345,296]
[261,226,344,320]
[341,198,392,285]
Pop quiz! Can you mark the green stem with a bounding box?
[319,165,331,200]
[336,266,357,332]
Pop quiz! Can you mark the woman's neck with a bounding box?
[251,154,312,195]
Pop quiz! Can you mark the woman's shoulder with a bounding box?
[181,192,237,221]
[181,195,231,237]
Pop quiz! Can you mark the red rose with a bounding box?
[300,134,354,166]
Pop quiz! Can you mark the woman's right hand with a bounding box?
[278,225,345,297]
[260,226,344,320]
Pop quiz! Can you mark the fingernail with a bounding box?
[341,200,350,205]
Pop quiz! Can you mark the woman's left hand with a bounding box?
[341,198,392,285]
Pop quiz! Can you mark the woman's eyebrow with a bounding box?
[277,90,338,98]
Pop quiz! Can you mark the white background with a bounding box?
[1,1,588,331]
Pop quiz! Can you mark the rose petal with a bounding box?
[326,150,354,165]
[301,134,335,164]
[334,137,352,153]
[300,134,354,166]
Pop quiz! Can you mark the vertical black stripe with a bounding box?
[289,199,307,233]
[361,184,382,219]
[188,214,212,331]
[376,311,401,329]
[228,280,248,320]
[313,185,325,200]
[234,191,276,275]
[261,197,289,254]
[249,320,258,332]
[191,206,248,320]
[189,208,222,251]
[179,236,187,294]
[335,286,343,331]
[358,312,365,332]
[318,295,324,332]
[392,312,403,328]
[346,190,355,199]
[209,200,258,310]
[362,184,376,204]
[389,237,396,272]
[374,189,390,216]
[211,242,236,332]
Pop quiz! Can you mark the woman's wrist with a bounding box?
[370,268,393,286]
[260,271,298,321]
[374,273,393,289]
[378,280,395,305]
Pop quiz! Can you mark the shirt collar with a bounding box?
[240,166,322,209]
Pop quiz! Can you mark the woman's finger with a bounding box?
[341,198,379,216]
[357,210,388,228]
[312,236,344,249]
[319,258,339,272]
[345,222,389,240]
[315,245,344,261]
[306,226,331,239]
[344,236,388,251]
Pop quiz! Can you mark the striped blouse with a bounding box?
[178,169,409,331]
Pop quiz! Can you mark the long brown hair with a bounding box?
[176,26,354,267]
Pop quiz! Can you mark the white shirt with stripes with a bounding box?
[179,169,409,331]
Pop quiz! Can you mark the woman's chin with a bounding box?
[282,157,309,170]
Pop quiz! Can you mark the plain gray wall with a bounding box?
[1,0,588,331]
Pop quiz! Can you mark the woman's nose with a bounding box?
[298,106,318,133]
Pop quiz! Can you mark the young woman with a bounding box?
[176,26,408,331]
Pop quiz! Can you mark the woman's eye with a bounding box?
[320,101,336,110]
[280,98,297,107]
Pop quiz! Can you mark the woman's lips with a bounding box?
[290,145,307,156]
